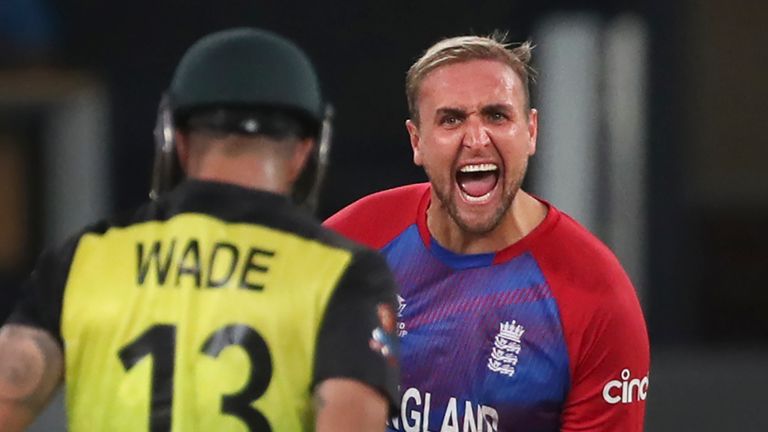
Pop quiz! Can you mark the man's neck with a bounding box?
[426,190,547,255]
[187,152,291,196]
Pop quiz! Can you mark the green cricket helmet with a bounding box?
[151,27,332,210]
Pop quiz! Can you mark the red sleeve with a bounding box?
[532,213,650,432]
[323,183,430,249]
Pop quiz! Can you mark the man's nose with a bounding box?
[462,116,491,149]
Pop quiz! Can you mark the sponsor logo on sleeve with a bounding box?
[602,369,649,404]
[369,303,398,365]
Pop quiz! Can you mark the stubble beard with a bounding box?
[427,160,528,236]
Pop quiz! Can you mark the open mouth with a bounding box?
[456,163,499,202]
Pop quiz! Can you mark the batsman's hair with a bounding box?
[405,32,536,124]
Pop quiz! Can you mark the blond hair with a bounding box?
[405,34,535,123]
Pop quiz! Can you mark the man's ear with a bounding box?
[406,119,423,166]
[527,108,538,156]
[289,138,315,182]
[175,130,189,173]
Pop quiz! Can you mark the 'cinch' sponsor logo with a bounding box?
[602,369,649,404]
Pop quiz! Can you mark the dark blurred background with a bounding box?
[1,0,766,430]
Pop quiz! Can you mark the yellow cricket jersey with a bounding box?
[9,180,399,431]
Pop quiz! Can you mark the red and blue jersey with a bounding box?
[325,183,649,432]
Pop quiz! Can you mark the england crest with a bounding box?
[487,320,525,377]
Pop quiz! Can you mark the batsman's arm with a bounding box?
[314,378,388,432]
[0,324,64,432]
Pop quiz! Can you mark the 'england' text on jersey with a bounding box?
[390,387,499,432]
[136,238,275,290]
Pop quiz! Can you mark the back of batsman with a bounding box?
[0,27,400,431]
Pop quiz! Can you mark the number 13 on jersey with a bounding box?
[118,323,273,431]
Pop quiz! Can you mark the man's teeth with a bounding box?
[459,163,498,173]
[463,191,493,202]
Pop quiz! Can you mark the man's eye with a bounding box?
[441,116,459,126]
[488,112,508,122]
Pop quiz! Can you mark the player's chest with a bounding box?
[388,259,570,432]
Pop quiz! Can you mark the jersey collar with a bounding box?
[415,185,561,267]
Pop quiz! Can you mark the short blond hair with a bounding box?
[405,34,535,124]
